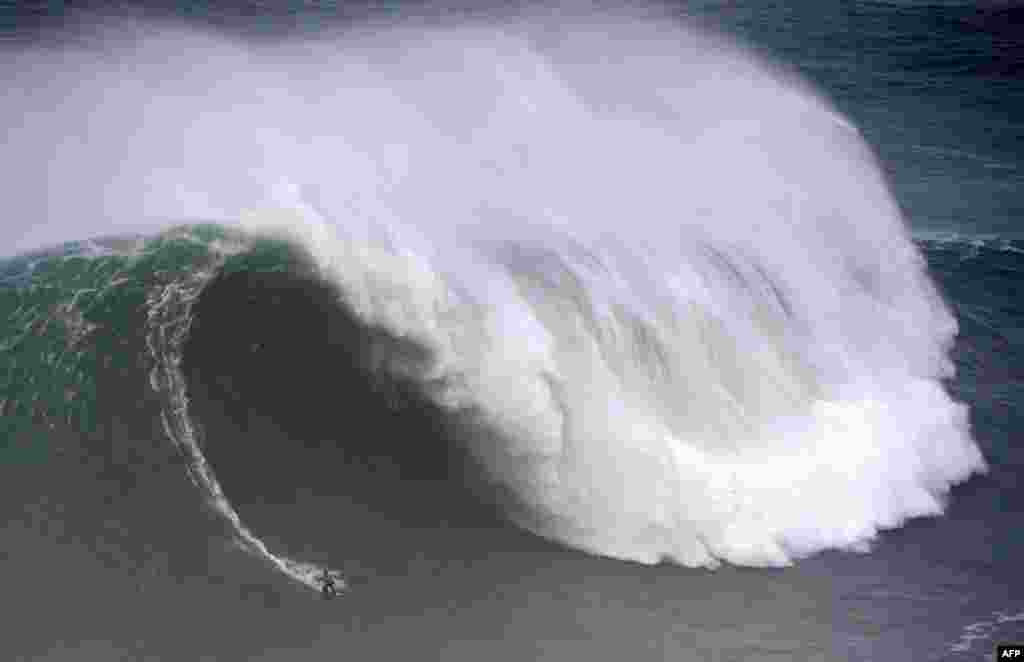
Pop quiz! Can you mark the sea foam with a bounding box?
[3,6,987,567]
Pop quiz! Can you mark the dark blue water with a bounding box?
[688,1,1024,239]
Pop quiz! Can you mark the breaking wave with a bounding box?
[5,6,987,587]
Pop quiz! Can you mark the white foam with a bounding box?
[3,6,986,567]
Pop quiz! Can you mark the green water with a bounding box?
[0,223,305,465]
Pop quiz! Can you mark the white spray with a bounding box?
[2,6,986,568]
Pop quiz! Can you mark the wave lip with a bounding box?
[224,12,986,569]
[232,10,986,566]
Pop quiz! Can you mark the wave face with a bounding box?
[2,8,986,578]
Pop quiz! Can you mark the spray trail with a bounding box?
[142,238,345,593]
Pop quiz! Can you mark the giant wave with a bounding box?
[2,6,987,589]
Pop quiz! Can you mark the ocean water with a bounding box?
[1,2,1021,661]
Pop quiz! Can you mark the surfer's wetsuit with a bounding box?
[319,570,337,599]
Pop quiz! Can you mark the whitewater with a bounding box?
[2,6,986,577]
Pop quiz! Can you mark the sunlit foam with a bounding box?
[5,5,986,568]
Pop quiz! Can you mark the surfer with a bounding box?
[318,568,338,599]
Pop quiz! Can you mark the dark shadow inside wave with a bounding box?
[182,265,518,578]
